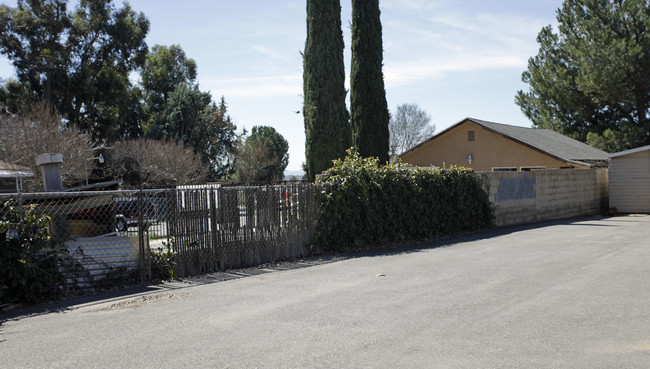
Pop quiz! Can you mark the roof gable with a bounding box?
[400,117,609,163]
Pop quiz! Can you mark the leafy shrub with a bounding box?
[0,201,70,304]
[150,240,177,281]
[314,150,494,251]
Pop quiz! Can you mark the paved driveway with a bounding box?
[2,215,650,368]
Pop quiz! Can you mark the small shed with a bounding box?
[609,145,650,213]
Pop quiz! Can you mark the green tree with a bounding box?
[148,85,237,180]
[0,78,30,114]
[350,0,390,163]
[233,125,289,182]
[516,0,650,152]
[303,0,351,181]
[0,0,149,140]
[140,44,197,130]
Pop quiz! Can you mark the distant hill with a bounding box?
[284,170,305,180]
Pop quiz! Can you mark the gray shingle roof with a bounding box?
[399,117,610,165]
[467,118,609,162]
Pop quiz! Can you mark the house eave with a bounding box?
[609,144,650,159]
[0,169,34,178]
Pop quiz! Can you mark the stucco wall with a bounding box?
[483,169,609,227]
[401,121,585,171]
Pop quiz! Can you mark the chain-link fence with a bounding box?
[0,189,173,289]
[1,182,323,288]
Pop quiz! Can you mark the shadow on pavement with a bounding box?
[0,215,623,325]
[346,215,619,259]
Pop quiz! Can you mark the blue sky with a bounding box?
[0,0,564,171]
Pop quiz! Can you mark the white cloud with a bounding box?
[430,12,545,47]
[385,55,526,86]
[381,0,447,12]
[382,8,548,87]
[250,45,291,62]
[201,75,301,98]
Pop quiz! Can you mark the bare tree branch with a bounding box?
[389,103,436,159]
[0,101,96,191]
[111,139,208,188]
[231,140,277,183]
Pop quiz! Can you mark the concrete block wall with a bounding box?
[482,169,609,227]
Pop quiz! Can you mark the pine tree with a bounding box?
[516,0,650,152]
[303,0,351,181]
[350,0,390,164]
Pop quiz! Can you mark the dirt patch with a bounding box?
[87,292,193,312]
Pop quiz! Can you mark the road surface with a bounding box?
[2,215,649,368]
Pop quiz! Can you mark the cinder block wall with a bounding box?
[482,169,609,227]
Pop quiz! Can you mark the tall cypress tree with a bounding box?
[303,0,351,181]
[350,0,390,163]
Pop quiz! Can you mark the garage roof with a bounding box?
[609,144,650,159]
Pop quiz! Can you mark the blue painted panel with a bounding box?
[495,173,536,201]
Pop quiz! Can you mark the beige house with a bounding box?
[399,118,609,172]
[609,145,650,213]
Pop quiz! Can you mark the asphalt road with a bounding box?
[2,215,650,368]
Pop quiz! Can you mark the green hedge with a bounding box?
[0,201,70,304]
[314,150,495,251]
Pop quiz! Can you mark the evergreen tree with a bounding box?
[303,0,351,181]
[139,44,198,136]
[350,0,390,164]
[141,44,197,125]
[232,126,289,183]
[148,86,237,180]
[516,0,650,152]
[0,0,150,141]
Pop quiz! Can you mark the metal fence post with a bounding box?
[137,188,150,283]
[17,188,23,219]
